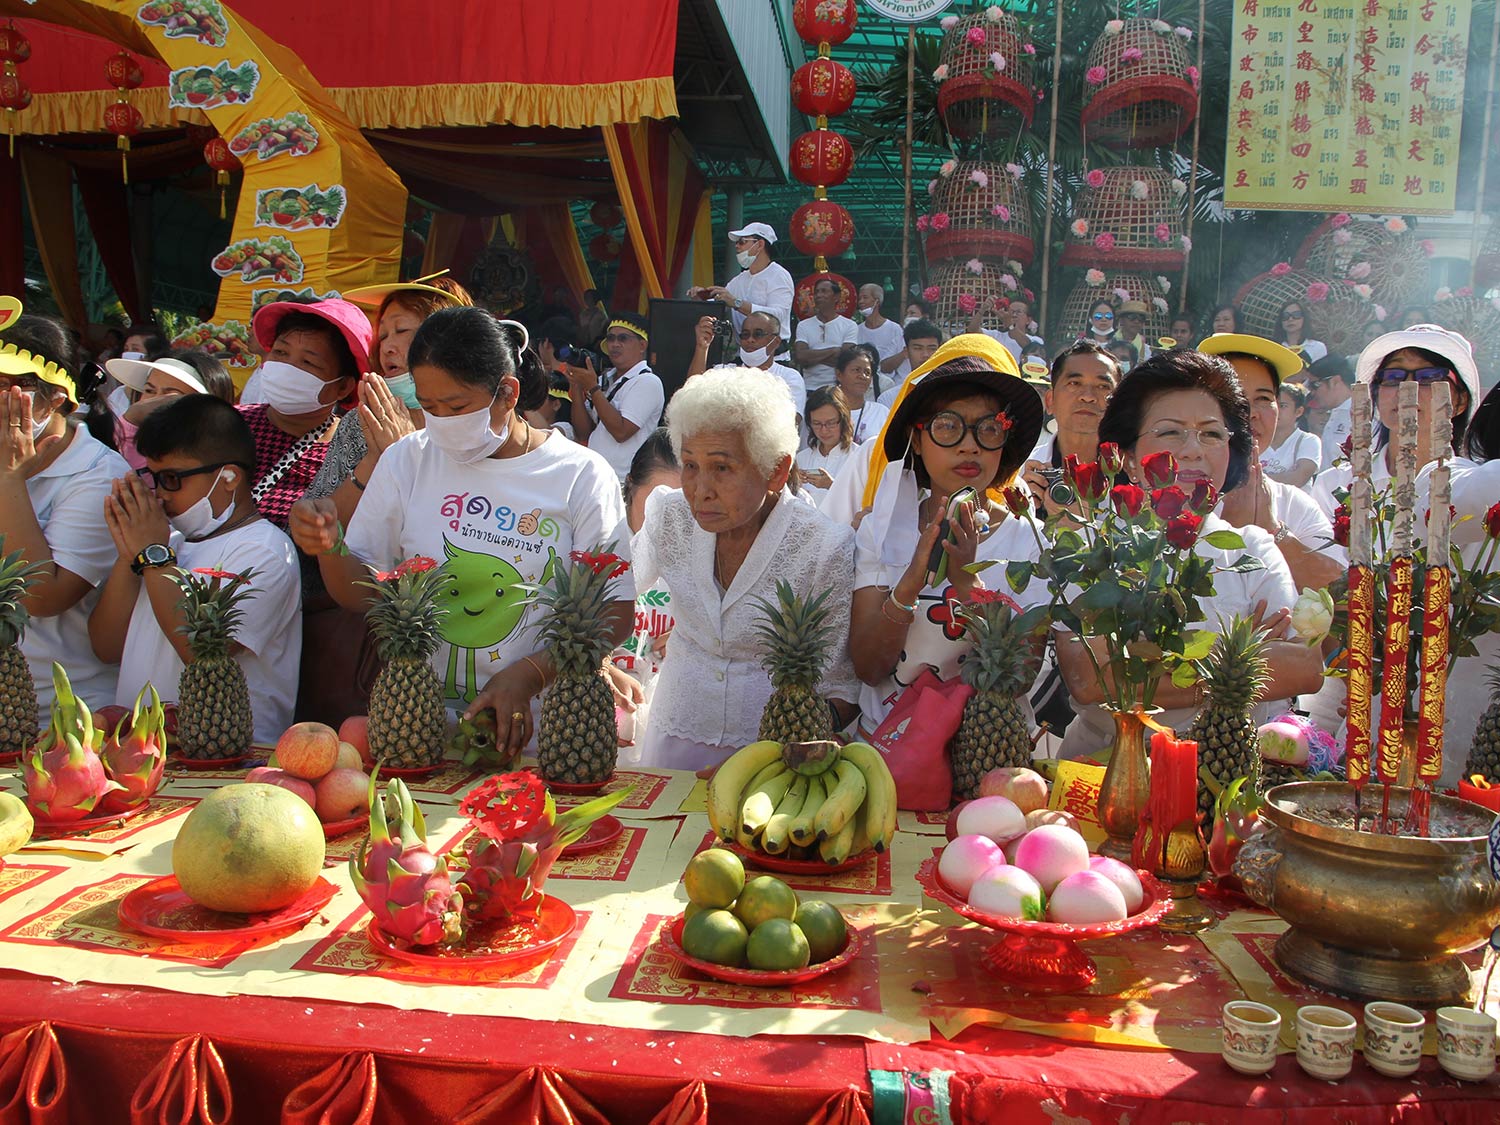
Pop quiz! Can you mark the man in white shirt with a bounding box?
[686,310,806,427]
[1306,354,1355,470]
[567,312,664,481]
[987,298,1045,363]
[793,276,858,391]
[690,222,794,336]
[876,320,944,408]
[857,284,907,380]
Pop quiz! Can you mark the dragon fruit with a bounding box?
[456,771,632,925]
[1207,776,1265,881]
[98,684,167,814]
[22,664,123,822]
[350,771,464,947]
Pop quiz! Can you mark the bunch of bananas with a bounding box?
[707,740,897,866]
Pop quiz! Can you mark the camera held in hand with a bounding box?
[710,316,736,361]
[1037,466,1075,509]
[557,343,607,374]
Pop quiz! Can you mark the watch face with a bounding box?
[145,544,172,565]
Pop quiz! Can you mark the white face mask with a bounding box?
[903,316,919,326]
[26,390,54,440]
[859,306,875,319]
[171,468,234,540]
[121,351,145,361]
[738,345,770,367]
[735,250,756,270]
[259,360,335,415]
[423,391,505,464]
[383,371,421,409]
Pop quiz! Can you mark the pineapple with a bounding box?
[951,595,1043,801]
[1461,667,1500,784]
[1189,616,1271,820]
[0,545,43,754]
[753,582,837,744]
[361,558,452,770]
[173,568,258,760]
[528,548,627,785]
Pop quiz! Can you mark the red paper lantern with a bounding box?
[104,50,143,91]
[589,233,621,263]
[103,101,143,184]
[791,58,856,119]
[792,0,856,47]
[789,199,854,259]
[0,23,30,66]
[793,271,856,320]
[790,129,853,189]
[0,72,29,112]
[203,136,240,218]
[589,201,622,230]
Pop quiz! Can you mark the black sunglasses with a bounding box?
[1375,366,1455,388]
[136,461,243,492]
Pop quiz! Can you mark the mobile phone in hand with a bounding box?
[926,487,977,587]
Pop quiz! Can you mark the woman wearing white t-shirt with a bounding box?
[796,386,857,493]
[290,308,633,762]
[1259,382,1321,487]
[834,345,889,445]
[0,313,129,720]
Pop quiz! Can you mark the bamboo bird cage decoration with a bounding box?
[1081,17,1198,150]
[921,160,1036,268]
[1057,167,1188,270]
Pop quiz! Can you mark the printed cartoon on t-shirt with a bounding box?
[438,536,557,703]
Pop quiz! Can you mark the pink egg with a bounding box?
[1046,869,1128,924]
[954,795,1027,844]
[1088,855,1145,913]
[1013,824,1091,894]
[968,865,1045,921]
[938,834,1007,897]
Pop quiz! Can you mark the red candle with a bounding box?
[1149,730,1198,832]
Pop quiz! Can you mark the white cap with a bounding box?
[728,222,777,244]
[1355,324,1482,416]
[104,356,208,395]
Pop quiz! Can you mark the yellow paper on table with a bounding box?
[1048,760,1107,848]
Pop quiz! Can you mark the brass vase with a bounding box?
[1096,707,1153,861]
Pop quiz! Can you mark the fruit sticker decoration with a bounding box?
[137,0,231,48]
[211,235,303,284]
[166,60,260,110]
[253,184,347,232]
[229,113,320,162]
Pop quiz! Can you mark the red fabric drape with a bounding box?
[128,1035,232,1125]
[453,1066,610,1125]
[19,149,85,332]
[0,1023,66,1125]
[0,151,21,298]
[282,1053,377,1125]
[75,169,145,325]
[603,121,706,308]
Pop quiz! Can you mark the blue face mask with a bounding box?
[384,371,420,409]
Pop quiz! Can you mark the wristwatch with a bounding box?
[130,543,177,576]
[1272,522,1291,544]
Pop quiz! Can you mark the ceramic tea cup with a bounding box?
[1362,1001,1425,1078]
[1436,1007,1497,1082]
[1295,1005,1357,1080]
[1222,1000,1281,1075]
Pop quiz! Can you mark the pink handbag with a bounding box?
[866,670,973,811]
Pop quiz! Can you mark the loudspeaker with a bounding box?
[648,297,730,404]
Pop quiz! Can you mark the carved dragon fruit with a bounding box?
[98,684,168,814]
[23,664,123,822]
[456,771,631,925]
[350,771,463,947]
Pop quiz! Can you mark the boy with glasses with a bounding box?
[89,395,301,742]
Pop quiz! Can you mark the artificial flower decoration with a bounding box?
[1384,217,1408,233]
[1086,169,1105,188]
[1086,268,1106,286]
[1174,26,1193,38]
[1000,273,1018,290]
[966,258,984,275]
[1131,180,1149,200]
[1152,19,1172,32]
[1420,239,1436,256]
[939,159,957,177]
[1094,232,1117,251]
[1006,259,1024,274]
[1434,286,1454,301]
[1086,65,1108,84]
[940,14,959,29]
[1179,235,1193,252]
[1152,296,1170,313]
[989,51,1007,72]
[931,211,951,231]
[1330,213,1351,227]
[1171,178,1187,196]
[965,26,987,48]
[1113,287,1132,302]
[1104,19,1124,34]
[916,214,930,232]
[1373,303,1388,321]
[985,5,1004,22]
[1270,262,1292,277]
[1348,261,1371,279]
[1332,228,1353,246]
[1156,276,1171,292]
[1352,284,1373,300]
[927,179,938,195]
[1121,47,1143,63]
[957,292,979,314]
[933,64,950,80]
[1154,224,1171,242]
[970,168,989,187]
[1306,282,1331,302]
[1006,162,1024,178]
[1185,65,1200,89]
[923,285,941,302]
[1071,218,1090,237]
[992,204,1011,220]
[991,296,1009,312]
[1458,286,1474,297]
[1024,43,1036,54]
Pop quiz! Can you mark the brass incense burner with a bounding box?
[1234,782,1500,1006]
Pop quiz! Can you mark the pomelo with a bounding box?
[275,722,339,780]
[172,784,325,913]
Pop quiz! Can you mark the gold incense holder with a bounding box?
[1234,782,1500,1006]
[1155,823,1215,934]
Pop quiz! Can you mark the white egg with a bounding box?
[1088,855,1145,913]
[1046,869,1129,924]
[1013,824,1091,893]
[938,834,1007,897]
[967,866,1045,921]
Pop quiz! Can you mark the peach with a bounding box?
[979,766,1049,814]
[334,742,364,772]
[337,716,372,767]
[245,766,315,809]
[1026,808,1081,833]
[314,768,369,823]
[275,722,339,780]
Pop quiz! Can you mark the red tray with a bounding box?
[544,775,615,796]
[170,755,252,772]
[658,913,863,986]
[321,814,369,839]
[119,876,338,941]
[0,749,20,766]
[28,800,152,839]
[365,894,577,972]
[561,815,623,857]
[915,857,1170,994]
[726,840,872,876]
[379,762,447,779]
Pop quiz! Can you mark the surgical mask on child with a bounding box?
[26,390,54,439]
[738,344,770,367]
[735,250,756,269]
[259,360,335,415]
[383,371,421,409]
[423,391,505,464]
[171,468,235,540]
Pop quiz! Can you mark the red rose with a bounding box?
[1187,479,1218,515]
[1333,512,1351,546]
[1151,485,1189,520]
[1002,485,1031,517]
[1165,512,1203,550]
[1339,435,1353,461]
[1072,461,1107,505]
[1097,442,1124,476]
[1110,483,1147,517]
[1141,450,1177,489]
[1485,502,1500,540]
[1064,453,1081,484]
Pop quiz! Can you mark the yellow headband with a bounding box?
[608,318,647,341]
[0,297,77,406]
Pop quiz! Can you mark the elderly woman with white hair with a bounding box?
[632,367,860,771]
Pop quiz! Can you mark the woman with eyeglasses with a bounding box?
[1275,299,1328,363]
[1054,349,1324,759]
[1309,325,1481,520]
[0,312,131,719]
[797,386,857,493]
[847,342,1049,744]
[1079,299,1117,344]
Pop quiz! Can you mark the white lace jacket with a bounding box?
[632,487,860,750]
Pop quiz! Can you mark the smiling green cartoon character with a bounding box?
[439,538,556,702]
